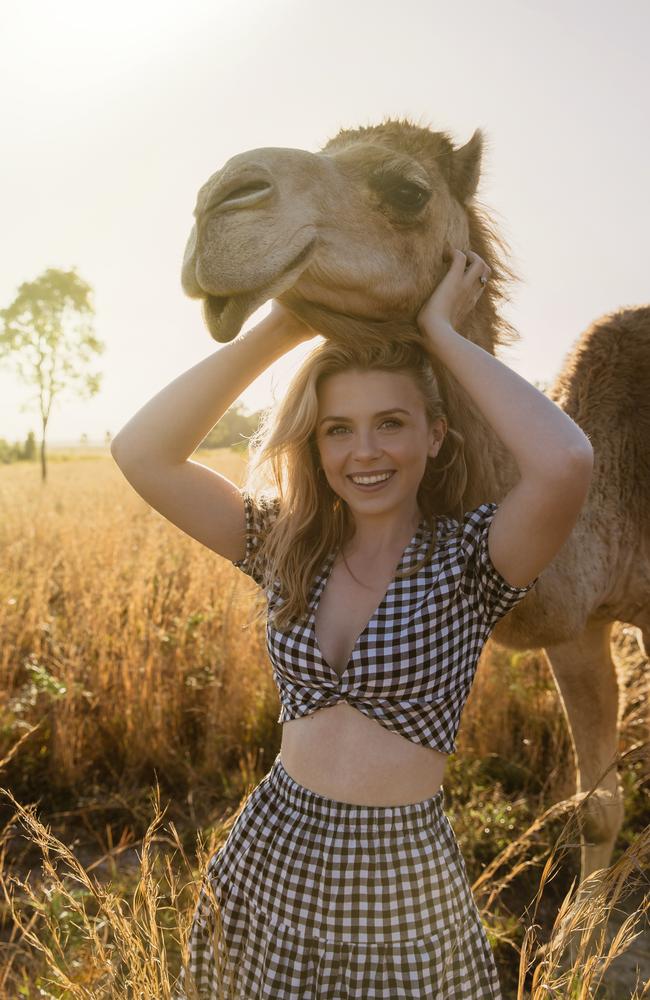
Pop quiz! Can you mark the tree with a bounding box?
[23,430,37,461]
[0,268,105,482]
[203,402,261,448]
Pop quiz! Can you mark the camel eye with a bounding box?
[387,181,431,211]
[367,165,432,213]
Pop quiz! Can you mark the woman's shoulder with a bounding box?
[432,501,499,557]
[435,501,497,533]
[240,490,282,530]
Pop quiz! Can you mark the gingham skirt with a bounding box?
[175,753,503,999]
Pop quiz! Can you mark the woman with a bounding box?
[112,249,594,998]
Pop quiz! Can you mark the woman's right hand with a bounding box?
[268,299,319,345]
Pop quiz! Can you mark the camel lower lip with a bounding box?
[206,294,228,322]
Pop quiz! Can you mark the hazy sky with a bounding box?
[1,0,648,445]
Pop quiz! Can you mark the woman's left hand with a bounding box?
[416,249,491,337]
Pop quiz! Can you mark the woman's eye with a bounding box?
[325,420,402,435]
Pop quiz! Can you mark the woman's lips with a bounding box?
[346,470,396,490]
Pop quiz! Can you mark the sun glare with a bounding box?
[12,0,267,99]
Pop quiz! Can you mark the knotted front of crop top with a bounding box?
[231,493,538,755]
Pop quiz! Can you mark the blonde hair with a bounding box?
[241,329,468,629]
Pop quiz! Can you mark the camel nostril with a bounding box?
[222,180,272,206]
[204,170,275,216]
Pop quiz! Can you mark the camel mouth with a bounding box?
[203,236,318,342]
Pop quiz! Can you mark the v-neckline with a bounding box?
[310,517,428,681]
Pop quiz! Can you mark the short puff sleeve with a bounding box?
[460,501,538,628]
[231,491,281,587]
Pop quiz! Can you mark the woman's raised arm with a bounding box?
[111,307,315,561]
[417,248,594,589]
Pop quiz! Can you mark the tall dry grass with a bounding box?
[2,772,649,997]
[0,451,278,809]
[0,453,648,997]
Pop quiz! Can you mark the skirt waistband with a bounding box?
[265,753,445,834]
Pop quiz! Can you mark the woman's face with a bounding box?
[314,368,446,519]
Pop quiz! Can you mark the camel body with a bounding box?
[181,119,650,903]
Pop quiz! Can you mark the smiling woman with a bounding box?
[111,236,592,996]
[165,315,544,999]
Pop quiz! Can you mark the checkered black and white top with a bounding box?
[231,492,538,755]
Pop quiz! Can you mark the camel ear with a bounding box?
[446,129,484,204]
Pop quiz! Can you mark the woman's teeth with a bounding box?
[349,471,395,485]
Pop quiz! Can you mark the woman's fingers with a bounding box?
[461,250,491,287]
[451,249,489,276]
[464,250,482,273]
[418,247,493,333]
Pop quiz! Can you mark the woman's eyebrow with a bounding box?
[318,407,411,426]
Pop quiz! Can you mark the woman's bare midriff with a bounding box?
[280,701,448,806]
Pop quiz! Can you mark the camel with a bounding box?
[181,117,650,953]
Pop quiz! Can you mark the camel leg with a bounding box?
[542,619,624,966]
[544,619,623,876]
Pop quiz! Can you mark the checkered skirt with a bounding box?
[175,753,502,999]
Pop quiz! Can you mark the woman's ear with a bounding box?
[427,416,447,459]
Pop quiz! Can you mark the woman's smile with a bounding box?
[347,470,396,490]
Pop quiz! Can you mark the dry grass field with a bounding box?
[0,450,648,998]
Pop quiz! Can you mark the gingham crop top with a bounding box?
[231,492,538,755]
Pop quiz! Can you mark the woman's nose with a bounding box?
[352,431,382,460]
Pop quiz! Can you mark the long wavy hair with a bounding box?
[241,329,468,629]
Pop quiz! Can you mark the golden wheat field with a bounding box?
[0,451,648,998]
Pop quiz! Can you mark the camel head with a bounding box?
[181,117,521,352]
